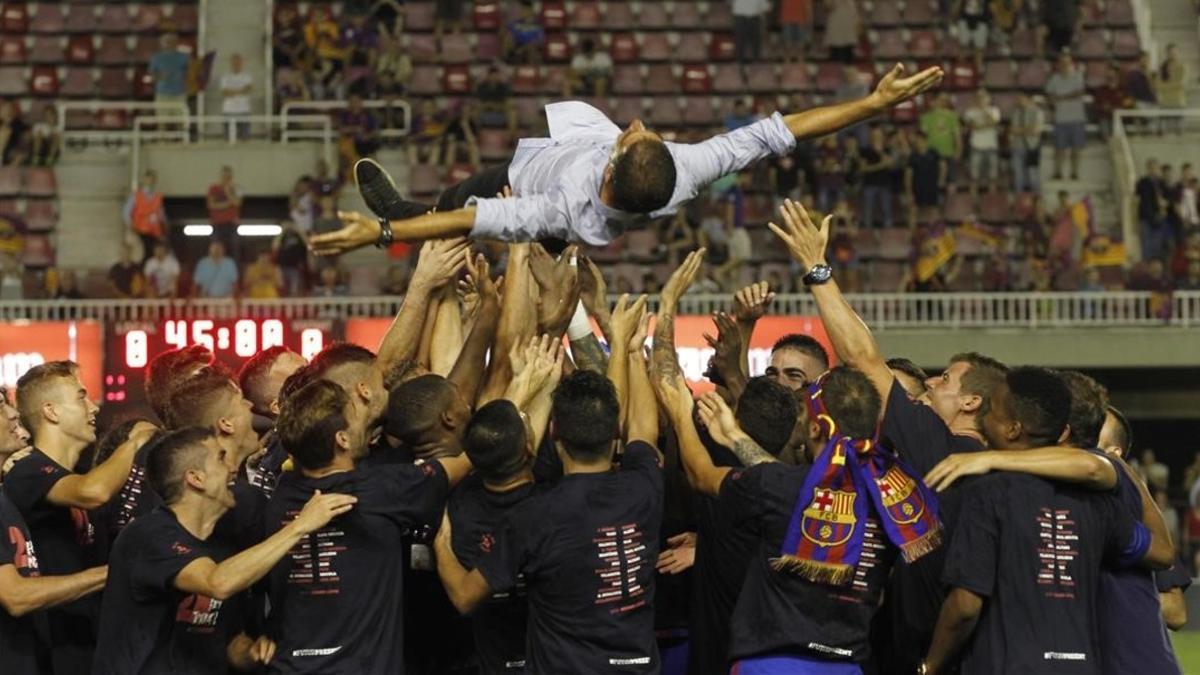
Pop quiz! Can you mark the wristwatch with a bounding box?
[374,218,394,249]
[802,263,833,286]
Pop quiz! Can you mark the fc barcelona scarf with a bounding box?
[772,379,944,585]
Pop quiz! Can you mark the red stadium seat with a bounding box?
[612,64,643,95]
[890,97,919,123]
[96,36,133,66]
[780,64,813,91]
[21,234,53,267]
[540,1,566,30]
[408,34,438,62]
[98,4,131,33]
[681,64,710,95]
[96,108,129,130]
[98,67,133,99]
[710,33,737,62]
[24,167,56,198]
[478,129,511,161]
[612,96,645,125]
[24,199,57,232]
[570,2,601,30]
[0,35,23,63]
[404,3,436,31]
[610,33,639,63]
[677,33,708,62]
[1,2,29,33]
[511,64,539,93]
[604,2,635,29]
[712,63,746,94]
[0,166,20,196]
[874,30,907,60]
[133,67,154,98]
[543,34,570,63]
[673,3,704,29]
[646,63,679,94]
[67,35,95,65]
[168,5,199,33]
[64,5,95,33]
[747,64,778,93]
[1077,29,1107,60]
[979,192,1011,223]
[514,96,544,128]
[815,62,843,92]
[705,2,733,29]
[441,34,473,64]
[1015,59,1049,90]
[1009,29,1037,59]
[637,3,670,29]
[29,36,63,64]
[1112,31,1139,58]
[1106,0,1134,26]
[870,2,903,26]
[983,60,1016,90]
[541,66,566,94]
[473,2,500,30]
[640,33,671,62]
[909,30,940,59]
[682,97,718,126]
[442,65,471,94]
[1080,0,1104,27]
[131,5,163,33]
[944,192,974,223]
[948,60,979,91]
[0,65,22,96]
[30,65,62,97]
[646,96,683,127]
[133,36,160,63]
[476,32,501,61]
[408,65,441,95]
[902,0,936,25]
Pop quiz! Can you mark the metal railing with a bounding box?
[3,292,1197,328]
[129,113,335,187]
[57,100,191,144]
[279,100,413,142]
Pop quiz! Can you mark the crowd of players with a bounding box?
[0,199,1191,674]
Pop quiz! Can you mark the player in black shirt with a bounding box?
[264,378,472,674]
[238,347,307,499]
[93,426,356,674]
[91,418,165,546]
[7,361,156,671]
[922,368,1175,675]
[146,345,215,427]
[0,393,107,674]
[436,294,664,674]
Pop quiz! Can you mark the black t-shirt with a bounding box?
[0,490,51,673]
[476,81,512,103]
[248,433,288,501]
[98,442,161,546]
[771,153,803,197]
[873,381,985,672]
[478,441,664,674]
[944,472,1148,675]
[108,261,143,295]
[263,461,449,674]
[908,150,943,199]
[93,507,243,675]
[449,475,536,674]
[859,147,892,188]
[3,448,104,638]
[720,463,896,663]
[212,476,267,555]
[1136,176,1165,221]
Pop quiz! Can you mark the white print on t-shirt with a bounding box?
[1044,651,1087,661]
[807,642,854,657]
[175,594,224,633]
[6,525,39,573]
[292,646,343,657]
[850,519,885,594]
[115,465,147,529]
[285,520,347,594]
[593,523,647,613]
[609,657,651,665]
[1036,508,1080,599]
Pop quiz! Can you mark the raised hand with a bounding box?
[767,199,830,272]
[578,255,613,335]
[609,294,648,351]
[464,253,501,307]
[696,392,741,449]
[292,490,358,535]
[733,281,775,323]
[411,238,471,292]
[873,63,944,107]
[661,248,707,308]
[309,211,384,257]
[702,311,744,386]
[530,244,581,336]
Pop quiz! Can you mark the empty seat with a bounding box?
[64,5,94,33]
[24,167,56,197]
[408,65,441,95]
[640,33,672,62]
[133,67,154,98]
[511,64,539,93]
[677,33,708,62]
[889,97,919,123]
[96,36,133,65]
[680,64,710,95]
[95,107,129,129]
[948,60,978,90]
[408,34,438,62]
[1112,31,1139,58]
[712,63,746,93]
[168,5,199,33]
[612,65,644,95]
[21,234,53,267]
[131,4,163,33]
[0,35,22,63]
[473,1,500,30]
[98,4,131,33]
[612,96,645,124]
[30,65,61,96]
[874,30,907,60]
[683,97,718,126]
[604,2,636,29]
[24,199,57,232]
[870,1,903,26]
[909,30,940,58]
[673,2,704,28]
[540,1,566,30]
[815,62,843,91]
[983,60,1016,90]
[1077,29,1107,60]
[1010,29,1037,59]
[476,32,501,61]
[570,2,601,29]
[944,192,974,222]
[133,36,159,63]
[646,64,678,94]
[710,33,736,62]
[1106,0,1134,26]
[29,36,63,64]
[1015,59,1049,90]
[780,64,813,91]
[646,96,682,126]
[610,33,639,62]
[98,68,133,98]
[515,96,544,128]
[67,35,95,65]
[638,3,670,29]
[543,34,570,62]
[902,0,936,25]
[441,34,472,63]
[704,2,733,29]
[478,129,511,161]
[0,166,20,196]
[747,64,778,93]
[2,2,29,33]
[442,65,471,93]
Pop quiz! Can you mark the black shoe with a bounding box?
[354,158,428,221]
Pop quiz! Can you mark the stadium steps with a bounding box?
[1147,0,1200,106]
[54,149,130,269]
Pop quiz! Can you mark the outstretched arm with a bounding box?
[769,199,895,401]
[479,244,537,405]
[607,294,647,434]
[783,64,943,141]
[447,255,501,403]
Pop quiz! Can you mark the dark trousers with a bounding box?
[733,16,763,63]
[434,162,511,211]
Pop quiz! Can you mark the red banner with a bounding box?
[345,316,830,392]
[0,321,104,397]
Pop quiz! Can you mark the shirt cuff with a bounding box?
[761,111,797,156]
[465,196,511,240]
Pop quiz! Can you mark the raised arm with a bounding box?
[447,254,501,403]
[606,294,647,433]
[479,244,537,405]
[503,335,564,451]
[784,64,942,141]
[46,422,157,509]
[427,288,462,376]
[768,199,895,400]
[175,491,356,601]
[569,256,613,373]
[925,447,1119,492]
[696,392,778,467]
[0,564,106,618]
[624,314,656,448]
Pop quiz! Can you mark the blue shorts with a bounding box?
[782,24,812,45]
[731,654,863,675]
[1054,122,1086,149]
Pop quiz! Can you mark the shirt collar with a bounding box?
[545,100,622,144]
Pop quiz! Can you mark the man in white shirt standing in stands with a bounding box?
[220,53,253,141]
[310,64,943,254]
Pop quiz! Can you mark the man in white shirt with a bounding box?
[219,53,253,140]
[312,64,943,254]
[963,88,1001,198]
[143,240,181,298]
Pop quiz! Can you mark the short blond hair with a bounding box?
[16,361,79,433]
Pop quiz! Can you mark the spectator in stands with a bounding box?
[193,239,239,298]
[732,0,769,66]
[814,135,847,211]
[1127,52,1159,134]
[1155,44,1186,135]
[336,94,381,175]
[374,37,413,98]
[822,0,860,64]
[954,0,991,70]
[108,242,145,299]
[435,0,466,42]
[1137,159,1170,260]
[859,126,895,229]
[965,88,1002,198]
[1079,265,1105,292]
[769,146,806,207]
[724,99,758,131]
[52,269,84,300]
[305,7,347,99]
[919,93,962,181]
[0,100,28,166]
[661,212,699,267]
[273,4,311,71]
[276,67,311,110]
[370,72,408,133]
[123,170,168,264]
[1093,64,1133,139]
[342,14,378,93]
[149,33,191,114]
[313,193,341,235]
[29,105,61,167]
[289,176,315,233]
[207,166,243,258]
[505,2,545,65]
[1138,448,1171,494]
[779,0,813,63]
[1163,163,1183,232]
[408,99,451,166]
[244,249,284,299]
[143,240,181,299]
[1040,0,1079,56]
[1179,260,1200,290]
[905,131,947,227]
[367,0,405,41]
[274,220,310,296]
[219,53,254,140]
[312,158,340,197]
[1177,163,1198,230]
[1010,93,1045,194]
[835,65,871,147]
[473,67,517,133]
[566,39,613,98]
[1045,52,1086,180]
[311,264,348,297]
[381,264,410,295]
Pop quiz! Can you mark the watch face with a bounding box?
[805,265,833,284]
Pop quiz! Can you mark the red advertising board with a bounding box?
[0,321,104,397]
[345,315,830,392]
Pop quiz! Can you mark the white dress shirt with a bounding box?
[467,101,796,246]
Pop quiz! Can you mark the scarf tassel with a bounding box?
[898,526,943,564]
[769,555,856,586]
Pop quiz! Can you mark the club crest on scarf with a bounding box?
[773,376,943,586]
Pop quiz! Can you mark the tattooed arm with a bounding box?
[569,331,609,374]
[652,250,707,380]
